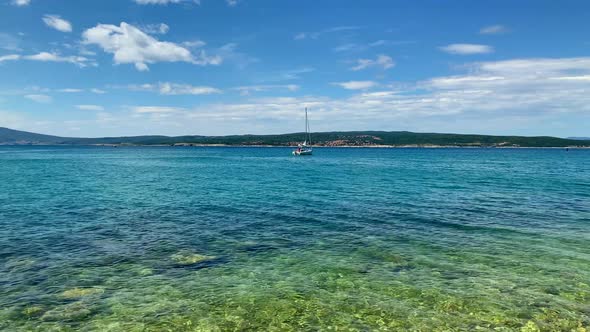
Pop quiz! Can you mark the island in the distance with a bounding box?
[1,127,589,148]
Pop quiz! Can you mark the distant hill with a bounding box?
[0,127,65,145]
[568,137,590,140]
[1,127,589,147]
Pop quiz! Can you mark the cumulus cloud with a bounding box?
[332,81,377,90]
[25,94,52,103]
[171,57,590,134]
[351,54,395,71]
[11,0,30,6]
[42,15,73,33]
[480,25,509,35]
[82,22,221,71]
[440,44,493,55]
[76,105,105,111]
[13,56,590,137]
[128,82,221,95]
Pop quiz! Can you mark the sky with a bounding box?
[0,0,589,137]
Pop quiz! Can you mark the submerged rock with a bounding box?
[61,287,104,299]
[138,267,154,276]
[41,301,92,322]
[171,251,216,266]
[22,305,44,317]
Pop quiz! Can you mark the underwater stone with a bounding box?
[61,287,104,299]
[138,267,154,276]
[22,305,44,317]
[171,251,216,265]
[41,301,92,322]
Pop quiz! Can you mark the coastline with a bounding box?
[2,143,588,149]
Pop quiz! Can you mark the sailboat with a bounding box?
[292,108,313,156]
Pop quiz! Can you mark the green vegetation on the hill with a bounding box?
[1,127,589,147]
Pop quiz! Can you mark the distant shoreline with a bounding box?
[2,143,588,149]
[2,127,589,148]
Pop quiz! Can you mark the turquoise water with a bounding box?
[0,146,589,331]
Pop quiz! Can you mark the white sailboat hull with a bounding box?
[292,149,312,156]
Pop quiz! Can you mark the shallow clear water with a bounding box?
[0,146,589,331]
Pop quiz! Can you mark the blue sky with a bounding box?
[0,0,589,137]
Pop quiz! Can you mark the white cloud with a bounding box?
[333,43,360,53]
[480,25,509,35]
[11,57,590,137]
[3,45,92,67]
[181,57,590,133]
[133,106,184,113]
[23,52,90,67]
[183,40,206,48]
[76,105,105,111]
[91,88,106,94]
[42,15,73,33]
[226,0,238,6]
[234,84,299,96]
[369,40,388,47]
[332,81,377,90]
[262,67,315,82]
[295,26,360,41]
[293,33,306,40]
[141,23,170,35]
[334,40,414,53]
[351,54,395,71]
[59,88,83,93]
[550,75,590,81]
[0,110,26,130]
[475,58,590,76]
[440,44,493,55]
[128,82,221,95]
[82,22,221,71]
[159,82,221,95]
[25,94,52,103]
[0,54,20,63]
[11,0,30,6]
[324,26,361,33]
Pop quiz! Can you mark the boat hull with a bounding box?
[293,149,313,156]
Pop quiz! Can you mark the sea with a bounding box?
[0,146,589,331]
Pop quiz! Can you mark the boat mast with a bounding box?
[305,108,312,145]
